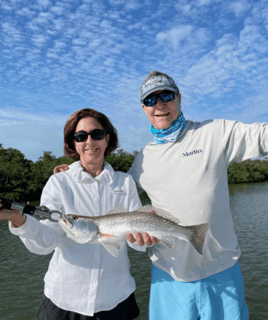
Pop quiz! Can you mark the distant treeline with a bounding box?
[1,143,268,201]
[0,144,137,201]
[227,159,268,184]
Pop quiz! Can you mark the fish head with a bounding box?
[59,214,99,244]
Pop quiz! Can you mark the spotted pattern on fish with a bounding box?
[59,205,209,257]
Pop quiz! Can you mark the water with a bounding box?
[1,184,268,320]
[228,183,268,319]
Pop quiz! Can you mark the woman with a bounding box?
[0,108,141,320]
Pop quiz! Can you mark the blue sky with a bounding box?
[1,0,268,162]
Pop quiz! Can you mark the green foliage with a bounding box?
[2,141,268,203]
[0,145,136,201]
[28,152,75,199]
[105,149,137,172]
[227,158,268,184]
[0,144,33,200]
[0,144,76,201]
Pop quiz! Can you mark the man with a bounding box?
[54,70,267,319]
[127,70,257,320]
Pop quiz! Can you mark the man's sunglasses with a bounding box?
[73,129,106,142]
[142,91,176,107]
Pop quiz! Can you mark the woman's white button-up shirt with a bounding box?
[9,161,142,316]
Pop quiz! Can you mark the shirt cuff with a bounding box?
[9,214,39,237]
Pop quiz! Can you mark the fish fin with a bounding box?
[136,205,181,225]
[158,238,175,248]
[65,231,98,244]
[106,205,127,215]
[102,243,120,257]
[85,230,99,241]
[185,223,209,254]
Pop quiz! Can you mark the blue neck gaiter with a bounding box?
[150,112,186,144]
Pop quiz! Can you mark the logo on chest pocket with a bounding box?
[112,187,126,195]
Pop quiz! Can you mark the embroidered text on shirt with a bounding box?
[183,149,203,158]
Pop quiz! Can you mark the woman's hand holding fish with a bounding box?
[0,201,26,227]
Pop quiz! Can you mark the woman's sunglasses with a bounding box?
[142,91,175,107]
[73,129,106,142]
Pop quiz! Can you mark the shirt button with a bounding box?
[94,281,97,285]
[95,197,99,201]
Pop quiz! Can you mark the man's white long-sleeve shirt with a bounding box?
[129,119,268,282]
[9,161,142,316]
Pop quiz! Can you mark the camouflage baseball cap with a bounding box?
[140,74,179,102]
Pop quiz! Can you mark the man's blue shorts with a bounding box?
[149,262,249,320]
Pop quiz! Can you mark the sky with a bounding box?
[1,0,268,162]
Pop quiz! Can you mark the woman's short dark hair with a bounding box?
[64,108,118,160]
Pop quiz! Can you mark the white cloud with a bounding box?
[50,5,65,15]
[127,21,143,30]
[36,0,52,10]
[157,25,194,48]
[2,22,24,44]
[32,34,48,46]
[180,4,192,14]
[1,0,268,161]
[100,19,113,29]
[72,38,87,46]
[0,108,65,126]
[197,0,212,6]
[0,3,13,11]
[125,0,143,10]
[16,7,36,16]
[229,1,251,18]
[108,0,126,5]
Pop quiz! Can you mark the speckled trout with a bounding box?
[58,205,209,257]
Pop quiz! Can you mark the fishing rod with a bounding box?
[0,197,62,222]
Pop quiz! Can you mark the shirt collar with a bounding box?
[69,161,115,185]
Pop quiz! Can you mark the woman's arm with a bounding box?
[8,213,64,255]
[4,176,66,255]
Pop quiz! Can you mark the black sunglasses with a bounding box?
[73,129,106,142]
[142,90,176,107]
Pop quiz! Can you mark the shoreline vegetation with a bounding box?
[1,143,268,201]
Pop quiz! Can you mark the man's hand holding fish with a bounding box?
[126,210,158,246]
[126,231,158,246]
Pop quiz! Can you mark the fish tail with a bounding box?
[186,223,209,254]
